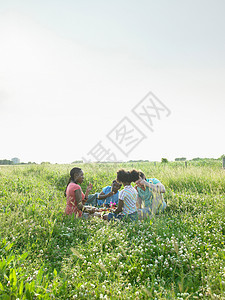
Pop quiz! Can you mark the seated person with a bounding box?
[65,167,95,218]
[135,172,167,219]
[85,180,122,207]
[104,169,140,221]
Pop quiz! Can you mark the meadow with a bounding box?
[0,161,224,299]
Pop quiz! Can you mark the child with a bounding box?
[85,180,122,207]
[135,171,166,218]
[104,169,139,221]
[64,167,95,218]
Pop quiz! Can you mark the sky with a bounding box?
[0,0,225,164]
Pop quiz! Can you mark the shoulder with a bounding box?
[120,186,136,197]
[68,182,81,191]
[102,186,111,193]
[131,186,138,195]
[148,178,161,184]
[119,188,125,198]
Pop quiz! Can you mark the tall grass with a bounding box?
[0,162,224,299]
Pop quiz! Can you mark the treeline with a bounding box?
[175,155,224,161]
[0,159,14,165]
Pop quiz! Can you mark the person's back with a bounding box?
[105,169,139,221]
[120,185,138,215]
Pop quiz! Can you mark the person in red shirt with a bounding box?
[64,167,95,217]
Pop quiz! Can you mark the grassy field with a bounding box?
[0,161,224,299]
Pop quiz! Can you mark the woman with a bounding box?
[135,172,166,218]
[64,167,95,217]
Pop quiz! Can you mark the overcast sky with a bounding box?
[0,0,224,163]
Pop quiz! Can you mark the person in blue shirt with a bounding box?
[85,180,122,207]
[135,171,167,218]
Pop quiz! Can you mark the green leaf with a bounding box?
[25,283,33,300]
[19,252,28,262]
[9,268,17,287]
[5,253,15,267]
[0,259,6,271]
[4,274,9,281]
[5,242,14,252]
[25,289,32,300]
[53,269,57,277]
[19,280,24,296]
[36,267,44,284]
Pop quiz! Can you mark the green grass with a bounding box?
[0,162,224,299]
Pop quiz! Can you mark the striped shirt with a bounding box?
[119,185,138,215]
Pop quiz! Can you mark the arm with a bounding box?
[75,189,95,213]
[152,183,165,193]
[83,182,93,204]
[114,199,124,214]
[75,189,84,210]
[98,190,114,200]
[136,179,165,193]
[136,196,143,209]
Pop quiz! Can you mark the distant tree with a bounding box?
[175,157,186,161]
[161,158,168,163]
[128,160,149,162]
[11,157,20,164]
[220,154,225,159]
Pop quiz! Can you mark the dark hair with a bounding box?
[112,180,121,185]
[117,169,140,184]
[139,171,145,179]
[112,180,122,189]
[64,167,82,197]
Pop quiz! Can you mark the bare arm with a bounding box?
[75,189,84,211]
[83,182,93,204]
[136,179,165,193]
[136,196,143,209]
[98,191,114,200]
[75,189,95,213]
[114,199,124,214]
[153,183,165,193]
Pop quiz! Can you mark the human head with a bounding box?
[111,180,122,192]
[70,167,84,184]
[116,169,140,185]
[139,171,146,180]
[64,167,84,197]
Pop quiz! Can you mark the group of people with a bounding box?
[64,167,167,221]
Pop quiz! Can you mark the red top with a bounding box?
[65,182,85,217]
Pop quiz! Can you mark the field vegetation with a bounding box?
[0,161,224,299]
